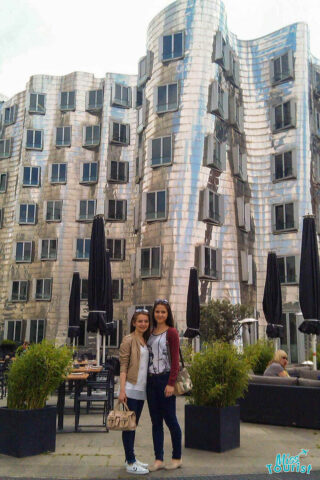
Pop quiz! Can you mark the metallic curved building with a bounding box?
[0,0,319,361]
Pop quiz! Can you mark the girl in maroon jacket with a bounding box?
[147,299,182,471]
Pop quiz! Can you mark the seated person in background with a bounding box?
[264,350,289,377]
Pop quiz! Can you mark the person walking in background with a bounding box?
[147,299,182,472]
[119,309,151,475]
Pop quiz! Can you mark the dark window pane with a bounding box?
[24,242,31,261]
[85,127,92,143]
[284,151,293,177]
[30,320,37,343]
[275,105,282,130]
[20,282,27,300]
[51,164,58,182]
[275,205,284,230]
[78,320,85,346]
[158,86,166,110]
[49,240,57,259]
[283,101,291,126]
[16,243,23,261]
[83,163,89,181]
[152,138,161,165]
[151,247,160,275]
[281,53,289,77]
[162,136,171,163]
[27,205,35,223]
[30,94,36,110]
[116,201,123,219]
[64,127,70,144]
[81,279,88,300]
[286,256,296,283]
[118,162,125,181]
[275,154,283,179]
[23,167,30,185]
[163,35,172,60]
[36,280,42,298]
[34,130,42,149]
[20,204,27,222]
[122,87,128,103]
[112,279,119,300]
[14,321,21,342]
[88,201,95,218]
[111,161,117,180]
[168,84,177,109]
[61,92,67,107]
[109,200,115,219]
[157,191,166,217]
[97,90,103,107]
[37,320,44,342]
[210,249,216,276]
[107,239,113,258]
[80,201,86,219]
[31,167,39,185]
[91,163,97,181]
[113,123,119,142]
[42,240,48,259]
[173,32,183,58]
[76,239,83,258]
[56,128,63,145]
[120,124,127,143]
[27,130,33,147]
[115,84,121,101]
[141,248,150,272]
[89,91,96,107]
[12,282,19,300]
[204,247,210,276]
[285,203,294,229]
[274,57,281,81]
[44,279,51,298]
[85,239,90,258]
[7,321,14,340]
[146,193,155,219]
[114,240,122,259]
[136,88,143,107]
[278,258,285,283]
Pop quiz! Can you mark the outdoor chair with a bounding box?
[0,365,7,399]
[75,371,114,432]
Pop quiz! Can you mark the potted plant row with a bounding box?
[185,341,250,452]
[0,340,72,457]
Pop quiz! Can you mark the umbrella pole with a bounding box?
[72,338,76,348]
[102,335,106,365]
[311,334,317,370]
[96,331,100,367]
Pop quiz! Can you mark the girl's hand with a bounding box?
[164,385,175,397]
[118,390,127,403]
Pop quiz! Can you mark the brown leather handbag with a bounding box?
[107,401,136,431]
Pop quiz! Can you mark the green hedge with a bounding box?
[243,339,274,375]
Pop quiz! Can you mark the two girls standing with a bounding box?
[119,300,182,475]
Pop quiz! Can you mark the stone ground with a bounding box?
[1,395,320,479]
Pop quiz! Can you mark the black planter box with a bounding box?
[0,405,56,457]
[185,404,240,452]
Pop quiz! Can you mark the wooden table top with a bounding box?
[67,373,89,381]
[73,360,97,366]
[71,366,103,374]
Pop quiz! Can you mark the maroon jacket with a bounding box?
[167,327,180,386]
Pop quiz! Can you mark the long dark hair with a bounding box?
[152,299,174,327]
[130,310,151,341]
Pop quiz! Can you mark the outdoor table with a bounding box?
[72,366,102,374]
[57,373,89,431]
[73,360,97,366]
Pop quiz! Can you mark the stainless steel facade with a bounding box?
[0,0,319,357]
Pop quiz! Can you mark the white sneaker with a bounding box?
[125,459,148,468]
[126,462,149,475]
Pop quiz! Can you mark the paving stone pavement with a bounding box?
[1,395,320,479]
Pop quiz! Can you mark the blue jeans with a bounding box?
[122,397,144,464]
[147,373,182,461]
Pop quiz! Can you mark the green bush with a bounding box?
[309,344,320,365]
[7,340,72,410]
[188,342,250,408]
[1,340,17,351]
[243,339,274,375]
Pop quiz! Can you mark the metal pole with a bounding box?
[102,335,106,365]
[96,331,100,367]
[311,334,317,370]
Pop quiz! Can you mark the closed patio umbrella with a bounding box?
[298,215,320,370]
[87,215,108,366]
[101,249,114,365]
[68,272,80,346]
[263,252,283,340]
[184,267,200,339]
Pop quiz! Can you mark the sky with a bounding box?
[1,0,320,98]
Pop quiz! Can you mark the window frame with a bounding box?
[18,203,37,225]
[4,105,17,126]
[105,199,127,222]
[111,83,132,108]
[272,149,296,182]
[232,145,247,181]
[201,189,224,226]
[272,100,296,133]
[82,125,100,148]
[86,89,103,112]
[11,280,28,302]
[139,246,162,279]
[209,81,228,121]
[272,202,298,233]
[112,278,124,302]
[60,91,76,111]
[198,245,222,280]
[26,129,43,150]
[0,172,8,193]
[155,82,179,114]
[143,189,167,222]
[277,255,299,285]
[40,238,58,261]
[15,241,33,263]
[110,121,130,146]
[137,51,152,87]
[0,138,12,158]
[107,319,122,349]
[35,278,52,301]
[77,199,96,222]
[150,135,173,167]
[80,278,88,301]
[29,93,46,115]
[56,126,71,147]
[22,166,41,187]
[108,159,129,183]
[80,162,98,184]
[204,134,226,171]
[75,238,91,260]
[26,319,46,343]
[271,50,294,85]
[107,239,126,261]
[50,163,67,184]
[160,31,185,63]
[46,200,63,223]
[4,319,23,342]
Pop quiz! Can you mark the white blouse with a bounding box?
[125,345,149,400]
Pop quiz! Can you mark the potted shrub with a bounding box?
[185,342,250,452]
[0,340,72,457]
[0,339,17,357]
[243,339,274,375]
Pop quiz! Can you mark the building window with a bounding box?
[83,125,100,148]
[107,320,122,348]
[41,239,57,261]
[213,31,226,66]
[201,189,224,225]
[162,31,184,62]
[237,197,251,232]
[138,51,152,86]
[26,129,43,150]
[23,166,40,187]
[145,190,166,221]
[232,146,247,181]
[271,51,294,84]
[273,150,296,181]
[11,281,28,302]
[16,241,32,263]
[156,83,178,113]
[140,246,161,278]
[50,163,67,184]
[240,250,253,284]
[137,103,146,134]
[111,83,131,108]
[107,239,125,261]
[0,138,12,158]
[60,91,75,111]
[151,136,172,167]
[106,199,127,221]
[204,135,226,171]
[46,201,62,222]
[108,160,129,183]
[29,93,45,114]
[277,256,298,284]
[80,279,88,301]
[0,208,3,228]
[198,246,222,280]
[112,279,124,301]
[78,200,96,221]
[76,238,90,260]
[316,111,320,137]
[0,173,7,193]
[28,319,45,343]
[86,89,103,111]
[273,202,296,233]
[56,126,71,147]
[35,279,52,301]
[272,100,295,132]
[229,95,243,132]
[80,162,98,184]
[4,320,22,342]
[314,70,320,97]
[209,81,228,120]
[19,204,37,224]
[224,47,240,87]
[4,105,17,126]
[110,122,130,145]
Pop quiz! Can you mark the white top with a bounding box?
[148,331,171,375]
[125,344,149,400]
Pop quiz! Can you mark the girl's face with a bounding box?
[133,314,149,334]
[154,304,168,325]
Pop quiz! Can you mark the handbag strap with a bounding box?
[116,401,130,411]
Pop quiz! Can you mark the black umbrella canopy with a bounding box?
[184,267,200,338]
[104,249,114,335]
[299,216,320,335]
[87,215,108,334]
[263,252,283,338]
[68,272,80,339]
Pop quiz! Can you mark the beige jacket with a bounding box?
[119,333,145,384]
